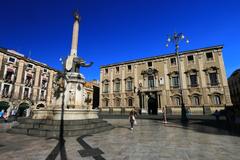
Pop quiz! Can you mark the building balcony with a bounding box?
[170,85,179,89]
[41,85,47,90]
[40,97,46,101]
[1,93,10,98]
[125,88,133,92]
[25,81,33,87]
[188,84,199,88]
[102,91,109,94]
[141,86,159,92]
[4,78,14,84]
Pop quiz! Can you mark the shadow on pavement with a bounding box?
[45,92,67,160]
[77,135,105,160]
[45,139,67,160]
[166,119,240,137]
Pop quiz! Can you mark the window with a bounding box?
[192,96,200,105]
[41,79,47,89]
[5,69,14,81]
[8,57,16,63]
[170,58,176,65]
[126,80,132,91]
[114,81,120,92]
[175,97,181,106]
[187,55,194,63]
[2,84,10,97]
[43,69,48,73]
[105,68,108,74]
[115,98,120,106]
[148,62,152,67]
[128,99,133,106]
[27,63,33,69]
[172,76,179,87]
[213,95,221,105]
[23,88,29,99]
[116,67,119,74]
[209,72,218,86]
[148,75,154,88]
[103,83,109,93]
[206,52,213,61]
[127,65,132,72]
[105,99,109,107]
[40,90,45,100]
[190,74,198,87]
[25,74,32,86]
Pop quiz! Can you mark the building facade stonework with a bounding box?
[0,48,58,110]
[228,69,240,107]
[99,45,232,115]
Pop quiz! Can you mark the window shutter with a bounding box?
[19,86,23,99]
[0,58,7,80]
[21,65,26,84]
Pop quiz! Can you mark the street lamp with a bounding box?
[56,57,67,147]
[166,32,189,122]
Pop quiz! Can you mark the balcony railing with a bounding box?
[102,90,109,93]
[188,84,199,88]
[170,85,179,88]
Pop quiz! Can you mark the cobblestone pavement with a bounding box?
[0,119,240,160]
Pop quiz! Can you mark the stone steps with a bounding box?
[7,118,114,137]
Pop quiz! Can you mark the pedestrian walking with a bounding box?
[3,111,8,122]
[129,108,137,130]
[0,109,4,118]
[11,107,17,121]
[162,106,168,124]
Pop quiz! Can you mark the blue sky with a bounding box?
[0,0,240,80]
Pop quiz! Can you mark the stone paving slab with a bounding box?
[0,119,240,160]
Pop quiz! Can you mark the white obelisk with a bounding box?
[66,12,81,71]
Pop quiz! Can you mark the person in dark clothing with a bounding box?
[129,108,137,130]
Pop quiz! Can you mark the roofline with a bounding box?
[0,48,60,72]
[100,45,224,68]
[229,68,240,78]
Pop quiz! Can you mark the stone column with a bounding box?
[141,93,145,112]
[0,54,3,73]
[161,90,166,107]
[134,64,139,107]
[179,56,188,105]
[99,70,103,108]
[157,92,161,109]
[32,66,41,102]
[163,59,170,105]
[13,60,25,99]
[197,52,209,105]
[217,50,232,105]
[110,68,113,107]
[46,71,54,106]
[121,66,125,107]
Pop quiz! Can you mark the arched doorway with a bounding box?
[18,103,30,117]
[0,101,10,111]
[148,97,158,115]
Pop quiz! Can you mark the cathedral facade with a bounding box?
[99,45,232,115]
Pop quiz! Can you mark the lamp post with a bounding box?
[58,58,67,147]
[166,32,189,122]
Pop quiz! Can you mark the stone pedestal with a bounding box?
[32,109,98,120]
[33,72,98,120]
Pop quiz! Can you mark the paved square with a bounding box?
[0,119,240,160]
